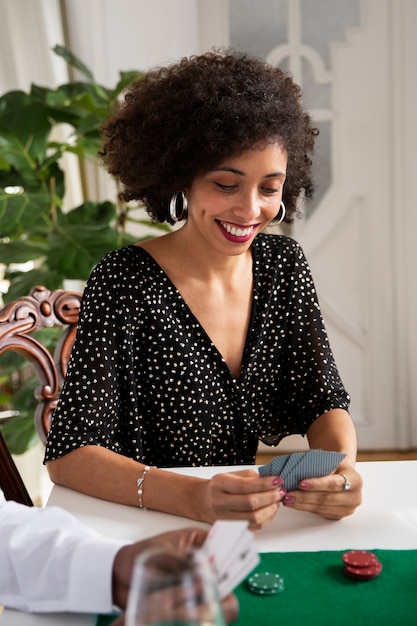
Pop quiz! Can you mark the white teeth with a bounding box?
[220,222,254,237]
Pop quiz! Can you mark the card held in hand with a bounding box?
[259,449,346,491]
[202,520,260,599]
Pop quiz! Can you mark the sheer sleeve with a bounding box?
[279,241,349,423]
[252,236,350,446]
[45,249,141,461]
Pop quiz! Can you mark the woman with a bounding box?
[45,50,362,529]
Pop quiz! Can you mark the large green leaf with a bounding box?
[67,113,103,139]
[0,154,11,171]
[0,349,26,375]
[0,413,39,455]
[51,46,140,105]
[0,159,65,194]
[64,135,102,161]
[34,159,66,199]
[0,375,40,455]
[30,84,84,127]
[0,240,47,264]
[0,92,52,170]
[0,166,24,187]
[63,200,116,226]
[0,190,51,237]
[53,44,96,82]
[47,222,119,279]
[45,83,111,116]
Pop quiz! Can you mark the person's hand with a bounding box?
[112,527,208,610]
[282,463,362,520]
[203,469,286,530]
[112,526,239,624]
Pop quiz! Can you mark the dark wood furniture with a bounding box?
[0,286,82,504]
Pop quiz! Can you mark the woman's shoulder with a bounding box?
[253,232,304,259]
[91,244,147,274]
[100,243,145,262]
[85,245,154,295]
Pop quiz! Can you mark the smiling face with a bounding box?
[183,143,288,258]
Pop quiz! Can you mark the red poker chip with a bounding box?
[342,550,379,568]
[344,561,382,580]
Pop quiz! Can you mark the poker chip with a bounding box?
[342,551,382,581]
[342,550,378,568]
[344,561,383,580]
[247,572,284,595]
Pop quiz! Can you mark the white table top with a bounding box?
[46,460,417,551]
[2,460,417,625]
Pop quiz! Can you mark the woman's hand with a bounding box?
[203,469,286,530]
[282,463,362,520]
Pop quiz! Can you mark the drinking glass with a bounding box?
[126,546,226,626]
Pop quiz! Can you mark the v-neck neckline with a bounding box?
[130,243,260,383]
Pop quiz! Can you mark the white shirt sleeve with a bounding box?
[0,492,129,613]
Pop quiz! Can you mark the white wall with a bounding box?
[63,0,229,85]
[396,1,417,445]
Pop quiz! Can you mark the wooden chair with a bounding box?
[0,286,82,505]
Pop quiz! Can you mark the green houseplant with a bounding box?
[0,46,169,454]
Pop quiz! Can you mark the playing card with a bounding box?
[216,538,260,598]
[202,520,260,599]
[219,522,256,576]
[271,454,290,476]
[287,450,346,491]
[258,461,273,477]
[258,454,289,478]
[203,520,248,575]
[259,454,289,477]
[279,452,306,480]
[258,449,346,491]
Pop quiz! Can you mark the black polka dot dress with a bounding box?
[44,234,349,468]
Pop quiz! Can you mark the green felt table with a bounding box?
[97,549,417,626]
[234,550,417,625]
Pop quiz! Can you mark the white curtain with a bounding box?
[0,0,67,93]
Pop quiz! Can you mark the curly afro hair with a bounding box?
[101,49,317,224]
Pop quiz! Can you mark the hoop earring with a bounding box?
[276,201,286,224]
[169,192,188,223]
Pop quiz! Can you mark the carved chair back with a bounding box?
[0,286,82,504]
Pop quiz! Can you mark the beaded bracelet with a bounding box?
[137,465,151,509]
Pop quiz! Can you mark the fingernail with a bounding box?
[299,482,311,490]
[272,477,283,486]
[283,495,295,507]
[280,488,287,498]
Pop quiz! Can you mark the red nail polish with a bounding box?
[272,477,283,486]
[283,495,295,507]
[299,482,311,490]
